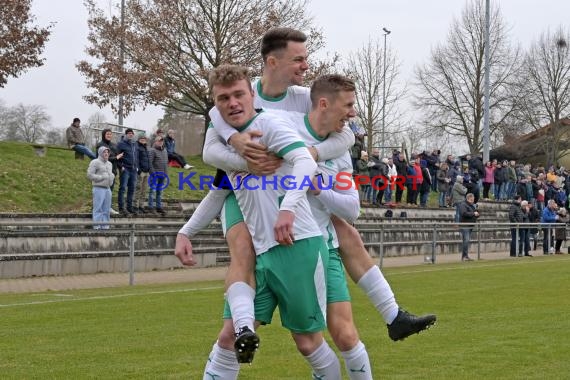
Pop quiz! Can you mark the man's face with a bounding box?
[273,41,309,86]
[213,79,256,127]
[466,196,474,204]
[102,149,109,160]
[126,132,134,140]
[155,138,164,148]
[323,90,356,133]
[372,149,380,157]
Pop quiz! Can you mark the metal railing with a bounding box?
[1,220,566,284]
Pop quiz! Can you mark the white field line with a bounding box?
[1,257,569,308]
[0,286,223,308]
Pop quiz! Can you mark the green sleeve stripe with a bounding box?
[207,122,214,129]
[276,142,306,158]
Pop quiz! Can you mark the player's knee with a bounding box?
[329,323,359,352]
[226,222,255,269]
[217,320,236,350]
[291,333,323,356]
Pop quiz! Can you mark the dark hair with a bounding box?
[208,64,251,95]
[73,117,80,123]
[310,74,356,109]
[261,27,307,62]
[125,128,134,134]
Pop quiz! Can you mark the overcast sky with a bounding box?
[1,0,569,133]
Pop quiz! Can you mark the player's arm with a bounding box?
[312,173,360,224]
[274,146,318,245]
[202,124,249,173]
[312,125,355,161]
[175,189,231,266]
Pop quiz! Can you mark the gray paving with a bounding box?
[0,250,534,294]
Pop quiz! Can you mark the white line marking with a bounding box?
[0,286,224,308]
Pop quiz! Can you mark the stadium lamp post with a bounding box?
[382,27,391,158]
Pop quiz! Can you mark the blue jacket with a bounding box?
[541,206,558,223]
[117,137,138,170]
[165,136,175,155]
[137,142,150,173]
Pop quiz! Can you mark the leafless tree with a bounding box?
[413,0,521,154]
[344,37,406,154]
[77,0,329,128]
[512,26,570,165]
[2,103,51,143]
[44,128,66,146]
[0,0,52,87]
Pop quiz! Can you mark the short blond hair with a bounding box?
[208,64,252,95]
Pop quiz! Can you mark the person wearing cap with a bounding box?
[164,129,193,170]
[135,132,151,213]
[117,128,139,215]
[554,207,569,254]
[66,117,97,160]
[87,146,114,229]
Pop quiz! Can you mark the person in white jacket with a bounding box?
[87,146,114,229]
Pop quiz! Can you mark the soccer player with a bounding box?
[177,27,436,363]
[206,64,341,379]
[184,74,375,379]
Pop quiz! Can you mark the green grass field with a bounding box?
[1,257,569,379]
[0,141,216,213]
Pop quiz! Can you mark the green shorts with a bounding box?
[223,242,349,331]
[223,236,329,333]
[327,248,351,303]
[220,192,244,236]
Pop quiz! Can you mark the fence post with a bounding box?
[477,223,481,260]
[129,223,135,286]
[379,225,385,269]
[430,225,436,264]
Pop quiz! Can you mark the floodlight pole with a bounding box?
[382,27,391,158]
[118,0,126,127]
[483,0,490,162]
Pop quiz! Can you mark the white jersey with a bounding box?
[252,78,312,113]
[285,113,355,249]
[228,111,321,255]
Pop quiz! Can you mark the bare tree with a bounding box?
[413,0,521,154]
[512,26,570,165]
[77,0,328,128]
[344,37,405,154]
[44,128,66,146]
[0,0,52,87]
[2,103,51,143]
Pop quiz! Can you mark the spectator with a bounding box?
[165,129,193,170]
[425,149,441,192]
[541,199,559,255]
[96,129,124,192]
[355,151,370,204]
[384,156,398,205]
[86,146,114,229]
[508,195,524,257]
[437,162,451,207]
[66,118,96,160]
[494,161,508,200]
[506,160,518,199]
[368,149,388,205]
[527,202,540,251]
[458,193,479,261]
[135,133,150,214]
[520,200,532,256]
[148,135,168,215]
[393,151,407,204]
[117,128,139,215]
[419,159,431,207]
[468,153,485,187]
[405,155,422,206]
[451,175,468,222]
[482,161,495,199]
[554,207,569,254]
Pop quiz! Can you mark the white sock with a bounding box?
[341,341,373,380]
[304,340,341,380]
[226,282,255,333]
[357,266,399,324]
[203,342,239,380]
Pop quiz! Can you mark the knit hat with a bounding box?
[137,132,147,140]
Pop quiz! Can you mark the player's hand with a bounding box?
[274,210,295,246]
[308,146,318,161]
[174,233,197,266]
[229,130,265,156]
[247,153,282,176]
[309,176,322,196]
